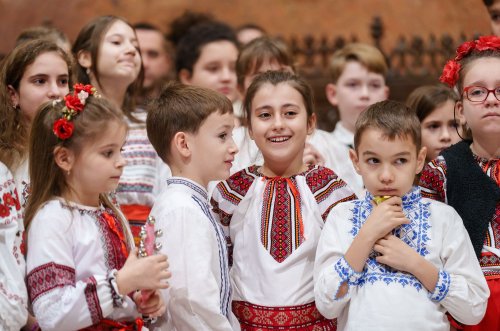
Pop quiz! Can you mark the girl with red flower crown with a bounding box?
[419,35,500,330]
[72,16,171,247]
[24,86,171,330]
[0,38,73,331]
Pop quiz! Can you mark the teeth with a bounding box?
[269,137,289,142]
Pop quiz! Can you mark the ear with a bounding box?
[383,85,390,99]
[349,148,362,175]
[455,100,466,125]
[307,113,317,135]
[172,132,191,158]
[178,69,192,85]
[325,83,338,106]
[415,146,427,174]
[7,85,19,108]
[53,146,75,173]
[77,50,92,69]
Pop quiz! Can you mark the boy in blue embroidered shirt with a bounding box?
[314,100,488,330]
[146,83,240,330]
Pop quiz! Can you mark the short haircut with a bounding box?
[354,100,421,152]
[406,84,459,122]
[329,43,388,83]
[15,25,69,48]
[236,36,294,87]
[147,83,234,163]
[175,21,238,75]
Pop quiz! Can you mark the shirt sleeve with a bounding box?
[419,157,447,203]
[433,206,489,325]
[157,205,234,331]
[26,205,131,331]
[0,164,28,331]
[314,203,363,319]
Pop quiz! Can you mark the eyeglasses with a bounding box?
[462,86,500,103]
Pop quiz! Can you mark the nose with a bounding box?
[379,165,394,184]
[47,81,62,100]
[116,153,127,168]
[229,136,239,155]
[440,126,451,142]
[271,114,284,130]
[360,84,369,99]
[124,40,138,56]
[220,66,234,82]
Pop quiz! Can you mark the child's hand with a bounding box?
[373,234,420,273]
[303,143,325,166]
[116,248,171,295]
[133,290,166,318]
[360,197,410,244]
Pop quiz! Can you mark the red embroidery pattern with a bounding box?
[233,301,336,331]
[84,276,103,325]
[81,318,144,331]
[93,209,129,270]
[261,177,303,263]
[211,200,232,227]
[27,262,75,303]
[218,166,258,205]
[419,157,447,202]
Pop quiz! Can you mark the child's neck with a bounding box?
[91,78,127,111]
[259,162,309,178]
[61,190,100,208]
[170,167,208,191]
[471,134,500,159]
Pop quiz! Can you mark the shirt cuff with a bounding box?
[428,269,451,302]
[334,256,364,285]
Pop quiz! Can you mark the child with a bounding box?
[318,43,389,196]
[0,39,71,331]
[146,83,240,330]
[25,85,170,330]
[315,100,489,330]
[0,162,27,331]
[419,36,500,330]
[73,15,170,245]
[176,20,239,104]
[211,71,356,331]
[483,0,500,36]
[406,84,461,162]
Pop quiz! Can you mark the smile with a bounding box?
[268,136,290,143]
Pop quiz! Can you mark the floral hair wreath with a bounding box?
[439,35,500,88]
[52,83,99,140]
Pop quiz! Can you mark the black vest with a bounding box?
[441,140,500,258]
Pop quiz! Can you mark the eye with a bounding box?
[111,40,121,46]
[58,77,69,86]
[426,123,440,130]
[284,110,298,117]
[395,158,408,165]
[33,78,46,85]
[206,65,219,73]
[346,81,359,88]
[102,150,113,158]
[218,132,228,140]
[369,82,382,89]
[450,121,459,129]
[257,112,271,119]
[366,158,379,164]
[468,87,486,97]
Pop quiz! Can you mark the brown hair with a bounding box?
[406,84,459,122]
[147,82,233,164]
[0,39,72,171]
[455,50,500,93]
[24,96,128,241]
[16,25,70,50]
[243,70,315,127]
[236,36,295,88]
[329,43,388,83]
[354,100,421,151]
[72,15,144,122]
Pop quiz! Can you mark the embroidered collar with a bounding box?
[250,164,315,179]
[166,177,208,201]
[364,186,422,211]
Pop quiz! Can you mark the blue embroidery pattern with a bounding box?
[429,270,450,302]
[350,187,432,292]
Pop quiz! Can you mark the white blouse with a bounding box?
[0,162,28,330]
[26,199,142,331]
[314,187,489,331]
[150,177,239,331]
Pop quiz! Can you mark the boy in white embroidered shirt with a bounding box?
[146,83,240,330]
[314,100,489,331]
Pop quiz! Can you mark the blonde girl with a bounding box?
[419,36,500,330]
[211,70,355,331]
[25,86,170,330]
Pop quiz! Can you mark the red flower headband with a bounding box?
[53,84,98,140]
[440,35,500,87]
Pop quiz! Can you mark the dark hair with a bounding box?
[16,25,70,49]
[243,70,315,127]
[133,22,160,31]
[175,21,238,75]
[0,39,72,170]
[147,82,233,164]
[236,37,294,88]
[354,100,421,151]
[25,95,128,233]
[72,15,144,122]
[406,84,459,122]
[166,10,214,47]
[483,0,494,7]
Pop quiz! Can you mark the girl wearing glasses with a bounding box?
[419,36,500,331]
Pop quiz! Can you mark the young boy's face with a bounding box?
[349,128,426,198]
[241,59,293,95]
[187,111,238,187]
[326,61,388,133]
[180,40,239,102]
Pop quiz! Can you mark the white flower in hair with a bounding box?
[77,91,90,105]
